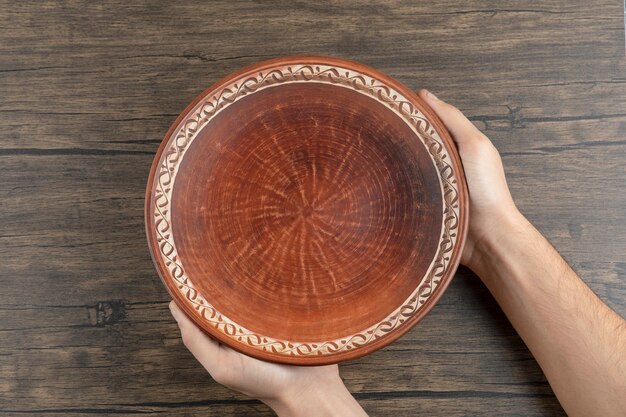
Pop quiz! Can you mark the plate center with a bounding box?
[170,82,443,341]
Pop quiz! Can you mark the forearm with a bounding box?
[265,379,368,417]
[469,210,626,417]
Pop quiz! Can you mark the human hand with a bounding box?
[169,301,368,417]
[418,90,523,270]
[417,92,626,417]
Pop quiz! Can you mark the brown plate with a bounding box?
[145,55,468,365]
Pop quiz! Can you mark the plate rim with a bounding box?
[144,55,469,365]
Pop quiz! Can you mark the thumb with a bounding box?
[169,301,223,374]
[418,89,487,146]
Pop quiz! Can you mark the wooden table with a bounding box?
[1,1,624,415]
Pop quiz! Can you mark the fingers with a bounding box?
[418,89,488,145]
[169,301,222,374]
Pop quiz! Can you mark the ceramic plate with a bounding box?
[145,55,468,364]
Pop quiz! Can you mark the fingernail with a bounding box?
[425,89,439,101]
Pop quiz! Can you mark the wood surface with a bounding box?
[1,0,624,415]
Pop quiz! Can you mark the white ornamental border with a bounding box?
[152,64,460,356]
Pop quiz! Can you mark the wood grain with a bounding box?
[1,0,624,415]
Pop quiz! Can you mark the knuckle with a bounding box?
[464,134,495,155]
[450,104,464,116]
[469,132,491,146]
[180,330,194,348]
[443,102,465,118]
[477,136,491,146]
[210,367,228,385]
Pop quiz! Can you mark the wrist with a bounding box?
[466,208,531,275]
[265,376,367,417]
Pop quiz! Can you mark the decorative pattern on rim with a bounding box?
[152,64,460,356]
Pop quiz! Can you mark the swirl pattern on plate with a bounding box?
[151,64,460,356]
